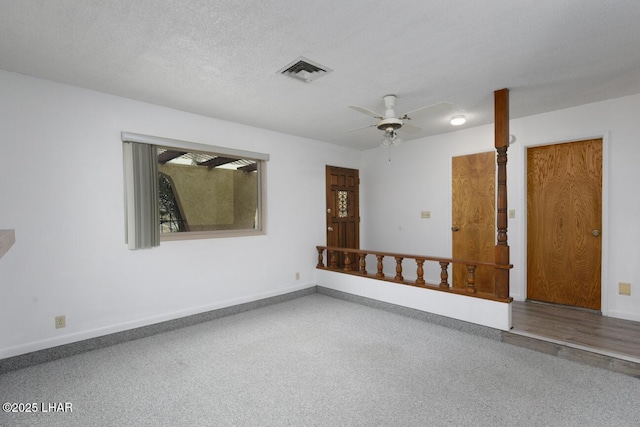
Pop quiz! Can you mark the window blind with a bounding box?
[123,142,160,250]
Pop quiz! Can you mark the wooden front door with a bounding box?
[451,152,496,292]
[326,166,359,264]
[527,139,602,310]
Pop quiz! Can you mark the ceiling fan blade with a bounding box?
[349,105,384,119]
[400,123,421,134]
[341,123,376,133]
[401,102,452,119]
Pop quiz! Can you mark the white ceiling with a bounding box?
[1,1,640,150]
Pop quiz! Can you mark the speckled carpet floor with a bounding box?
[1,293,639,426]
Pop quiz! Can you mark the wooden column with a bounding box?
[494,88,510,299]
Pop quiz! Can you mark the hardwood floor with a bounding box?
[503,300,640,378]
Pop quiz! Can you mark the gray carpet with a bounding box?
[1,293,638,426]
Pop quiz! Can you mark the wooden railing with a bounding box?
[316,246,513,303]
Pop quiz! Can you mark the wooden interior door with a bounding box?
[326,166,359,265]
[527,139,602,310]
[452,152,496,292]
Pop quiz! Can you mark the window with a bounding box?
[122,132,268,249]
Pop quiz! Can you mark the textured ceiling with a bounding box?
[1,1,640,150]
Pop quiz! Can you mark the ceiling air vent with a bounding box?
[278,57,332,83]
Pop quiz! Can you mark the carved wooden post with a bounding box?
[376,255,385,278]
[415,259,425,285]
[358,252,367,274]
[316,247,325,268]
[344,251,351,272]
[439,261,450,289]
[394,257,404,282]
[494,88,510,300]
[466,265,477,294]
[329,250,337,269]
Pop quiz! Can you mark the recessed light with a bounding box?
[450,115,466,126]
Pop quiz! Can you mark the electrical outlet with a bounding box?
[619,282,631,296]
[55,315,66,329]
[420,211,431,219]
[295,272,300,280]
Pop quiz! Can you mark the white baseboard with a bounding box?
[607,309,640,323]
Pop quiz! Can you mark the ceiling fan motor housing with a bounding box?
[377,117,403,131]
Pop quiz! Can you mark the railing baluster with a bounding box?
[359,252,367,274]
[329,250,337,269]
[466,265,477,294]
[316,247,325,268]
[376,255,385,278]
[415,259,425,285]
[344,251,351,272]
[439,262,449,289]
[394,257,404,282]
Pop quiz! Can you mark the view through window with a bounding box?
[157,147,262,235]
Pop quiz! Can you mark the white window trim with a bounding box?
[121,132,269,161]
[122,132,269,243]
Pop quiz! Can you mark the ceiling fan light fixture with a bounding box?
[381,130,401,147]
[450,115,466,126]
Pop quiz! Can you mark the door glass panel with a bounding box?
[338,190,348,218]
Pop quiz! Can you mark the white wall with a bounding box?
[0,70,361,358]
[317,270,511,331]
[2,69,638,359]
[361,93,640,322]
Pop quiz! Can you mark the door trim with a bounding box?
[521,132,609,315]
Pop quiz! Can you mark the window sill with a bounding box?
[160,229,266,241]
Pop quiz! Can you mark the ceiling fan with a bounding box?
[344,94,451,146]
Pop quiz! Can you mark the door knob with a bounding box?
[592,229,600,237]
[451,226,459,232]
[328,227,334,232]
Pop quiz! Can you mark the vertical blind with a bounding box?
[123,142,160,250]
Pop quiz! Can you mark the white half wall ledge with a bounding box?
[0,229,15,261]
[316,269,512,331]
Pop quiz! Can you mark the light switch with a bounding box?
[421,211,431,219]
[619,282,631,296]
[508,209,516,219]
